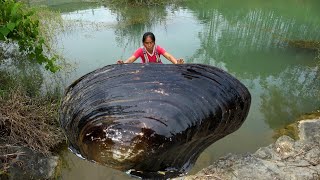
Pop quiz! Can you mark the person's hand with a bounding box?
[117,60,124,64]
[177,58,184,64]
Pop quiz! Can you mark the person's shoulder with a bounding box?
[136,47,144,51]
[133,47,143,57]
[156,45,166,54]
[156,45,164,49]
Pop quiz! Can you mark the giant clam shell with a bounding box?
[60,64,251,179]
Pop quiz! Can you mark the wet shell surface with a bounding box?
[59,63,251,179]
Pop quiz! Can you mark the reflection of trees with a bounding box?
[259,66,319,129]
[106,4,169,47]
[23,0,100,12]
[48,2,100,13]
[33,0,172,47]
[183,0,320,130]
[184,1,320,75]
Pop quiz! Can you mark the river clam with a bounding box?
[59,63,251,179]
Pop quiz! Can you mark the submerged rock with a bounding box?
[59,64,251,178]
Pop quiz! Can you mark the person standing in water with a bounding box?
[117,32,184,64]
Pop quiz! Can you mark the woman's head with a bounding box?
[142,32,155,43]
[142,32,155,51]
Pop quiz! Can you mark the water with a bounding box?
[40,0,320,179]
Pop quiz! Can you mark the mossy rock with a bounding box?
[273,122,299,141]
[298,111,320,120]
[273,111,320,141]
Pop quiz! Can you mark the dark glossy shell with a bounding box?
[59,63,251,179]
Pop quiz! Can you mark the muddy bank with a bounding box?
[175,118,320,180]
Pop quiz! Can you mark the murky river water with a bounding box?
[31,0,320,179]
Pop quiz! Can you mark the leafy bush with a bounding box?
[0,0,60,72]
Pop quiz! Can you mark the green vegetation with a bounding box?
[0,83,64,154]
[0,0,60,72]
[0,1,67,177]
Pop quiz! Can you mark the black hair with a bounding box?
[142,32,155,43]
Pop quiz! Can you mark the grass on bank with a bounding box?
[0,68,65,176]
[0,87,64,154]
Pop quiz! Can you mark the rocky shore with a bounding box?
[175,118,320,180]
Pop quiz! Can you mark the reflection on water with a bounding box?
[61,151,135,180]
[109,4,170,47]
[260,66,319,128]
[39,0,320,179]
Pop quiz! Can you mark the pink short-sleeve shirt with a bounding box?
[133,45,166,63]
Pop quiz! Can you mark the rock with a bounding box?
[298,119,320,142]
[59,64,251,179]
[6,147,59,180]
[176,118,320,180]
[273,135,295,159]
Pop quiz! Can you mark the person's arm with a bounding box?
[163,52,184,64]
[117,55,138,64]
